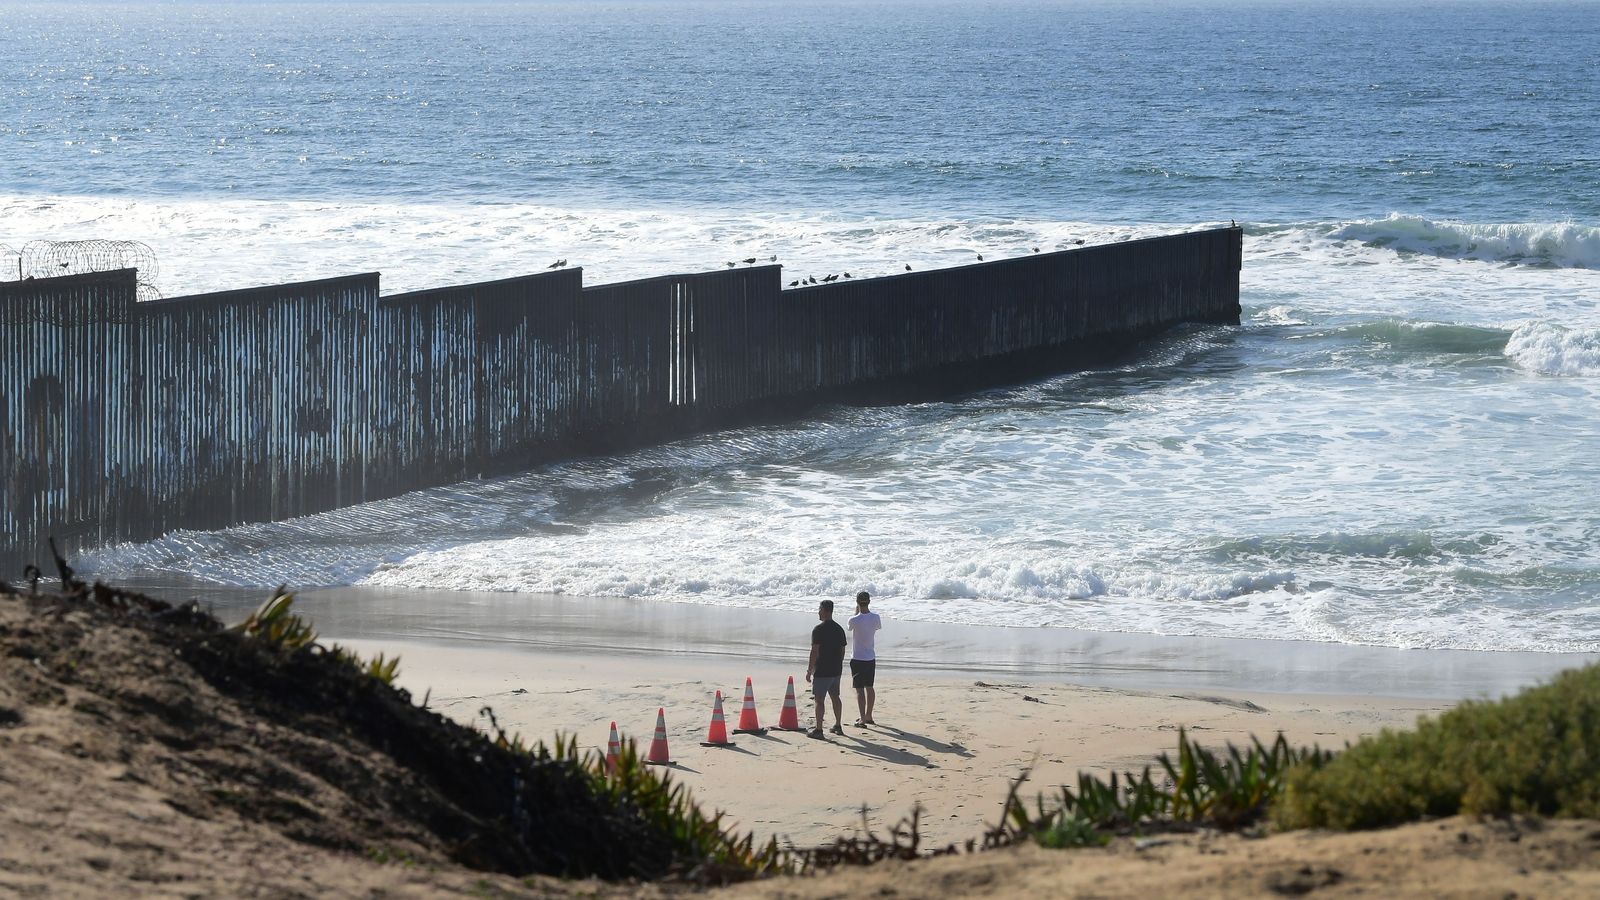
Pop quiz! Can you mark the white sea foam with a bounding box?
[1503,321,1600,376]
[1254,305,1307,326]
[9,196,1598,337]
[357,530,1295,629]
[354,540,1597,652]
[0,194,1186,297]
[31,196,1600,654]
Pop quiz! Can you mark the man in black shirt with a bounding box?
[805,599,848,738]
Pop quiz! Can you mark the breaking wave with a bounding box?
[1329,320,1510,355]
[1327,214,1600,269]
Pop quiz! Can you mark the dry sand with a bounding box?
[336,637,1444,851]
[718,816,1600,899]
[8,583,1600,898]
[306,586,1600,895]
[282,584,1590,852]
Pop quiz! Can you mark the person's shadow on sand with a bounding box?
[873,725,974,759]
[835,733,930,767]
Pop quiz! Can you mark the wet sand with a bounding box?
[186,584,1594,849]
[262,584,1592,699]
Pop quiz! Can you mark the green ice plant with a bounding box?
[361,652,402,686]
[232,587,403,686]
[1159,729,1328,830]
[1001,729,1329,849]
[231,587,319,650]
[477,715,791,881]
[1036,812,1110,849]
[571,733,789,880]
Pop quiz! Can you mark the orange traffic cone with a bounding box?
[605,721,622,773]
[733,677,768,735]
[776,676,803,731]
[700,690,736,747]
[645,708,672,765]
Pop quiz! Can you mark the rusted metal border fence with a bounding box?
[1,226,1241,571]
[131,273,383,537]
[1,270,137,560]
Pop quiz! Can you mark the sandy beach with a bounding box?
[266,585,1598,851]
[9,582,1600,899]
[335,636,1440,850]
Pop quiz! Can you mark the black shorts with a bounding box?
[850,659,876,688]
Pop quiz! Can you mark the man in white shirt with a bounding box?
[846,591,882,726]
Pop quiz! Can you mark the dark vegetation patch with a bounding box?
[0,546,780,884]
[1263,863,1344,896]
[993,662,1600,849]
[8,540,1600,893]
[981,729,1333,850]
[1278,662,1600,830]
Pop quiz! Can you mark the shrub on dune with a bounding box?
[1278,663,1600,830]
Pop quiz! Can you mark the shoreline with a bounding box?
[8,584,1598,897]
[212,583,1600,701]
[334,633,1455,850]
[136,580,1583,850]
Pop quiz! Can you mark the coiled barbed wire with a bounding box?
[0,240,160,324]
[5,239,163,302]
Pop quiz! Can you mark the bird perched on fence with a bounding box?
[976,253,984,261]
[823,274,839,282]
[768,255,778,262]
[548,259,567,269]
[788,280,799,287]
[742,257,757,265]
[726,261,736,268]
[1073,238,1085,245]
[807,276,818,285]
[1033,247,1040,253]
[843,273,851,279]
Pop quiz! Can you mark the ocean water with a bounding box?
[6,1,1600,652]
